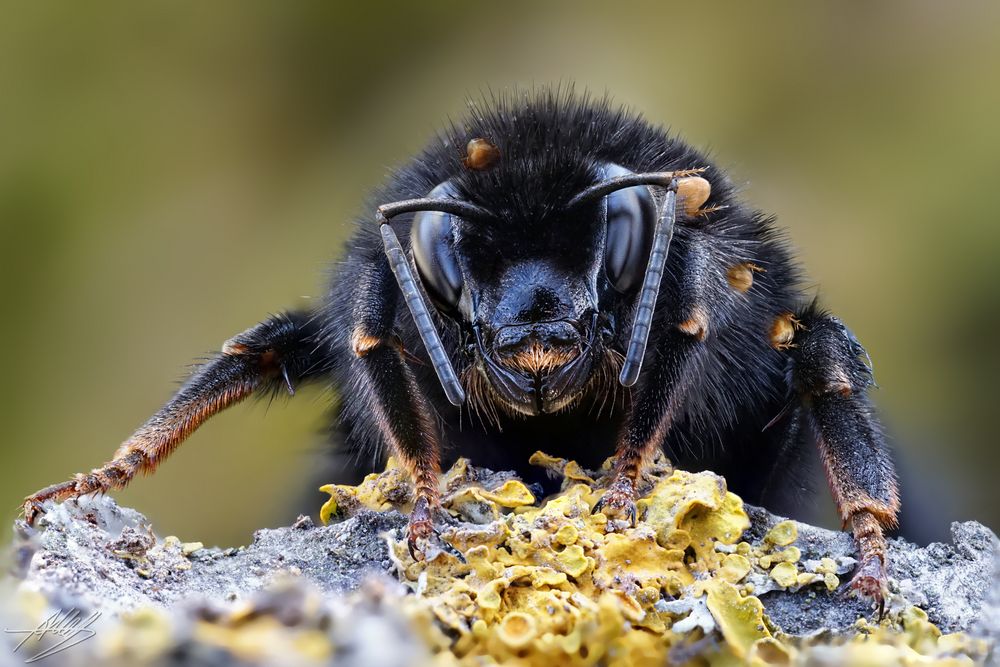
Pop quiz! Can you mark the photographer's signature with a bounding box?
[5,609,101,663]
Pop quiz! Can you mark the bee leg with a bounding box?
[780,304,899,613]
[21,311,324,525]
[599,232,715,525]
[346,261,449,560]
[353,345,445,558]
[597,331,703,525]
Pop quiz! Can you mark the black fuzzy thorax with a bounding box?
[321,91,815,516]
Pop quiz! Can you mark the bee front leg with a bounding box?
[597,232,712,525]
[777,305,899,613]
[596,330,705,524]
[346,261,449,559]
[351,342,445,556]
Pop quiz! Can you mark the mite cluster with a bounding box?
[23,91,898,610]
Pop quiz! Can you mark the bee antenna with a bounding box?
[619,179,678,387]
[565,169,699,210]
[377,198,485,406]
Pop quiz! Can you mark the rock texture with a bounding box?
[9,497,406,613]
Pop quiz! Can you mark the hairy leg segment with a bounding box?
[779,305,900,612]
[22,311,324,524]
[345,259,452,558]
[593,331,703,523]
[594,231,714,523]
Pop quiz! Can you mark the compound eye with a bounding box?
[601,163,657,293]
[411,182,464,310]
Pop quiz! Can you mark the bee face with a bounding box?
[470,258,602,416]
[411,190,602,415]
[408,160,661,416]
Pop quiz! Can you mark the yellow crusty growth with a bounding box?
[319,452,984,666]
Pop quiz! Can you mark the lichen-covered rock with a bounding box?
[3,453,997,666]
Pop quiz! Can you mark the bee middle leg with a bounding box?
[21,311,324,524]
[777,305,900,612]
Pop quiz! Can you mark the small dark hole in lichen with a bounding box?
[440,626,463,643]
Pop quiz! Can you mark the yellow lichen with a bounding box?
[319,456,414,523]
[497,611,537,649]
[180,541,203,556]
[637,469,750,569]
[704,579,770,658]
[11,448,982,667]
[97,607,175,662]
[760,545,800,567]
[764,520,798,547]
[748,637,795,665]
[769,562,799,588]
[527,451,597,487]
[815,557,838,574]
[313,452,984,666]
[718,553,752,583]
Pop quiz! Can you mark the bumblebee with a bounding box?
[23,91,898,609]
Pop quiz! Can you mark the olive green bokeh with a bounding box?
[2,2,997,546]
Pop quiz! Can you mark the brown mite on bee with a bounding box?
[22,90,898,612]
[463,137,500,170]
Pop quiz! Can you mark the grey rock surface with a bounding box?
[9,495,407,613]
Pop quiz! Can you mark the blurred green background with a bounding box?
[2,2,997,547]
